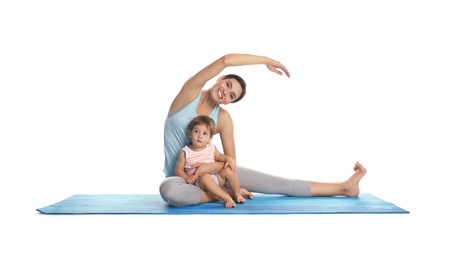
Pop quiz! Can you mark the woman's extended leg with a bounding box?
[235,166,312,196]
[160,162,367,206]
[236,162,367,197]
[311,162,367,196]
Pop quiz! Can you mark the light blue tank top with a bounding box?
[163,91,220,177]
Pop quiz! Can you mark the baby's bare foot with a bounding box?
[224,197,236,208]
[344,162,367,197]
[235,194,246,203]
[240,188,253,200]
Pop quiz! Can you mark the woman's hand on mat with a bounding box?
[224,157,237,173]
[266,58,291,78]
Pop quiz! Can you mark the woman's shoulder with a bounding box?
[218,106,232,118]
[216,107,233,134]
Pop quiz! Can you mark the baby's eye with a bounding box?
[203,132,208,136]
[195,130,199,134]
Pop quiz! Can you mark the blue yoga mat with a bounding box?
[37,193,408,214]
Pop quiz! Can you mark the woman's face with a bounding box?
[210,78,243,105]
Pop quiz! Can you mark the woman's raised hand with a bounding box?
[266,58,291,78]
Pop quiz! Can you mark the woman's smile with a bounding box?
[217,89,223,99]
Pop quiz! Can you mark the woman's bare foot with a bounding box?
[344,162,367,197]
[224,197,236,208]
[240,188,253,200]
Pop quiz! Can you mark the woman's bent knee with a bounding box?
[159,177,202,207]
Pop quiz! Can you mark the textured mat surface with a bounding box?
[37,193,409,214]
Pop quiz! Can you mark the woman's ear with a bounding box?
[216,75,225,82]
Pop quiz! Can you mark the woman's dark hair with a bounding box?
[223,74,246,103]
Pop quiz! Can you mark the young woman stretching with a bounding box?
[160,53,367,207]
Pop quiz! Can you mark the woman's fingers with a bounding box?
[266,60,291,77]
[268,65,283,75]
[280,64,291,78]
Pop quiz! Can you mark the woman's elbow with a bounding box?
[222,54,232,66]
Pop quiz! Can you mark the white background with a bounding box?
[1,1,450,259]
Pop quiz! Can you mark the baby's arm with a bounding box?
[175,151,197,184]
[214,146,236,172]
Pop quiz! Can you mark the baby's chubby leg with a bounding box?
[218,168,246,203]
[197,174,235,208]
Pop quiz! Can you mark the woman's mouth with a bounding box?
[217,89,223,99]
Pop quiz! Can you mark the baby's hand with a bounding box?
[185,175,197,184]
[224,157,236,173]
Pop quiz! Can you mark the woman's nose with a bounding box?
[224,90,231,99]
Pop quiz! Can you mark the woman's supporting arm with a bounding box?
[189,161,226,177]
[217,108,237,161]
[214,146,236,173]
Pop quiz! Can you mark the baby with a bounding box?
[175,116,250,207]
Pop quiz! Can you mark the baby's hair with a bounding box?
[188,116,216,137]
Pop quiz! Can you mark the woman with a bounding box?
[160,54,367,207]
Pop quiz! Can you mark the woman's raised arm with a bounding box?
[170,54,290,111]
[223,54,290,78]
[185,54,289,91]
[170,56,227,111]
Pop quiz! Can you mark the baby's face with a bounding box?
[189,124,213,149]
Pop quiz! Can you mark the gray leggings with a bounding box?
[159,166,311,207]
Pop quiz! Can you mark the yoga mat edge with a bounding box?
[37,193,409,215]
